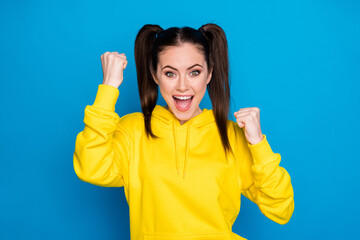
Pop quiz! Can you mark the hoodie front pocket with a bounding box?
[142,231,234,240]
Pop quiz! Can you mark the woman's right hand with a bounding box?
[101,52,128,89]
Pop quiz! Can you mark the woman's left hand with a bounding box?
[234,107,264,145]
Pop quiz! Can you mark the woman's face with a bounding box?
[153,43,212,125]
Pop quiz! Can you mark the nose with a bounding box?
[176,74,188,91]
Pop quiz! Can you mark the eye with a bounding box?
[190,70,200,76]
[165,71,175,78]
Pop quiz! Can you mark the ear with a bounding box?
[206,67,213,85]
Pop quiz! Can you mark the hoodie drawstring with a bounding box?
[183,124,190,179]
[173,120,180,175]
[173,120,191,179]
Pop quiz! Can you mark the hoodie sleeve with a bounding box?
[235,125,294,225]
[73,84,131,188]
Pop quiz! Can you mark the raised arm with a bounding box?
[73,84,131,187]
[73,51,130,188]
[236,128,295,224]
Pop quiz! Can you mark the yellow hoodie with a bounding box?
[73,84,294,240]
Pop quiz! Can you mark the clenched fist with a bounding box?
[101,52,128,88]
[234,107,264,145]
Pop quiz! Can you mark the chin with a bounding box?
[171,105,198,122]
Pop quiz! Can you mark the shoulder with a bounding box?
[226,119,240,135]
[119,111,143,123]
[116,111,145,136]
[113,111,145,144]
[118,111,144,128]
[226,119,247,147]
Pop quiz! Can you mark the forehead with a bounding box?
[158,43,206,68]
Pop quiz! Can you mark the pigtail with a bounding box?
[134,24,163,138]
[199,24,232,156]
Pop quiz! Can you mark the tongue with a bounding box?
[176,98,191,108]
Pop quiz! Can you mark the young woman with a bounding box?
[73,23,294,240]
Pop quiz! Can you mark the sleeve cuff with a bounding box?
[247,134,278,166]
[92,84,119,112]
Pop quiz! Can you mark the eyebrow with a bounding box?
[162,64,203,71]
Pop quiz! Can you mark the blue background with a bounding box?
[1,0,359,239]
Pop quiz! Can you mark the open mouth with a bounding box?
[173,95,194,111]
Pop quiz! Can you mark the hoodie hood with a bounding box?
[151,105,215,179]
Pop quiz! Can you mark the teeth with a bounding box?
[173,96,192,100]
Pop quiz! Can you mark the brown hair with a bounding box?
[134,23,232,155]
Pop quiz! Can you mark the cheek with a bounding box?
[158,82,175,97]
[194,80,208,95]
